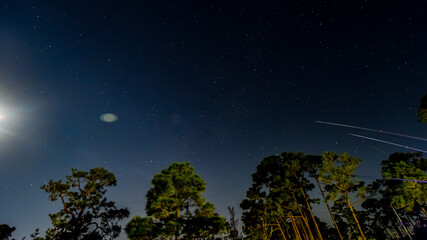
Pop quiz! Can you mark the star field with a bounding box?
[0,1,426,239]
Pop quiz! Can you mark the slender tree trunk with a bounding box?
[292,192,314,240]
[390,204,412,240]
[300,188,323,240]
[299,209,314,240]
[298,217,310,240]
[404,212,416,230]
[176,209,180,240]
[346,199,366,240]
[276,218,287,240]
[314,177,343,240]
[290,212,302,240]
[280,217,291,239]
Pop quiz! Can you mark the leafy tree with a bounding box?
[125,216,158,240]
[319,152,366,240]
[361,180,408,239]
[361,152,427,239]
[39,168,129,240]
[382,152,427,213]
[126,162,226,240]
[0,224,15,240]
[241,152,323,240]
[418,93,427,123]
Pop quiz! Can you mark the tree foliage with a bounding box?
[319,152,366,240]
[126,162,226,240]
[0,224,15,240]
[125,216,157,240]
[39,168,129,240]
[361,152,427,239]
[241,152,323,240]
[381,152,427,212]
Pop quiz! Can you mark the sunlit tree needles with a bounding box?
[38,168,130,240]
[241,152,325,240]
[319,152,366,240]
[126,162,226,240]
[306,155,344,240]
[240,151,426,239]
[381,152,427,213]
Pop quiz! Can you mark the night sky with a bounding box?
[1,1,426,239]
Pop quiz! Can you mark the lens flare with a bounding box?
[100,113,118,122]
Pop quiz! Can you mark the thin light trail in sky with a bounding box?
[348,133,427,154]
[315,120,427,142]
[355,175,427,183]
[385,178,427,183]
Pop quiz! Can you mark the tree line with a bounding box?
[1,95,426,240]
[1,151,426,240]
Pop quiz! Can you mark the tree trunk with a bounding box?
[292,192,314,240]
[290,212,302,240]
[346,199,366,240]
[299,209,314,240]
[390,204,412,240]
[314,177,343,240]
[300,187,323,240]
[298,217,310,240]
[176,209,180,240]
[276,218,287,240]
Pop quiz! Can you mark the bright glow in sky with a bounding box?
[100,113,118,122]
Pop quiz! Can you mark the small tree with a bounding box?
[126,162,226,240]
[227,206,240,240]
[39,168,129,240]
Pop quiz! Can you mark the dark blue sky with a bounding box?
[0,1,426,239]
